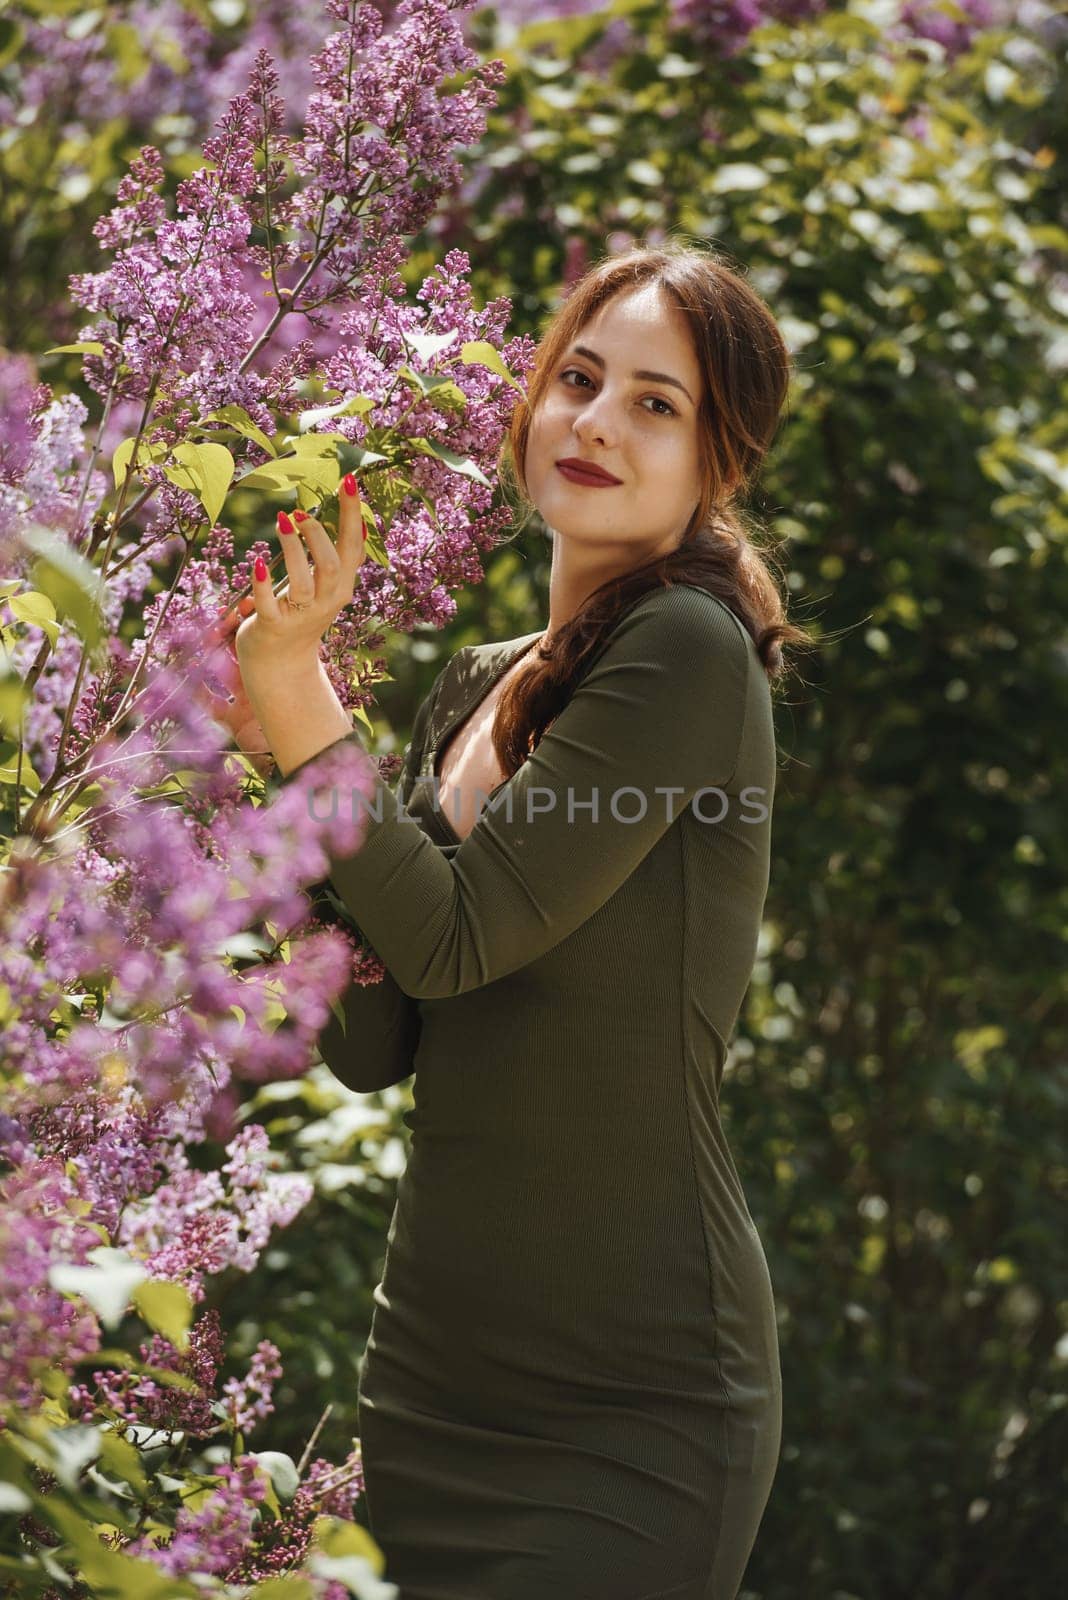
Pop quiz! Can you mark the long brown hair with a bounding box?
[493,239,816,780]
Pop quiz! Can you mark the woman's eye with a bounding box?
[559,369,676,417]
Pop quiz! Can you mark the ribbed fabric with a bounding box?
[281,583,783,1600]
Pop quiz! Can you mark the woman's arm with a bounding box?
[271,585,752,1001]
[274,664,446,1092]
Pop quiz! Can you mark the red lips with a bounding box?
[556,458,623,487]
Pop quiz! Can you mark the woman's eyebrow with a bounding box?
[569,344,695,405]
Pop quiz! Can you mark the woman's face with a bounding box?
[524,283,706,558]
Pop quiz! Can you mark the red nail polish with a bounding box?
[343,473,358,497]
[254,556,268,581]
[277,510,295,536]
[293,509,309,523]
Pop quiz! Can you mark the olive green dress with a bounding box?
[281,582,783,1600]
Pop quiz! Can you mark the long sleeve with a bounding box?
[277,662,446,1092]
[281,585,752,1003]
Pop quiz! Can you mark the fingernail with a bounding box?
[277,510,295,536]
[293,509,309,523]
[343,473,359,497]
[254,556,268,581]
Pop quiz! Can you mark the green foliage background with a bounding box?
[7,2,1067,1595]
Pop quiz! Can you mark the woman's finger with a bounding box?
[251,553,282,622]
[275,509,316,604]
[337,472,367,572]
[289,509,340,596]
[215,595,255,640]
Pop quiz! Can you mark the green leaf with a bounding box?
[247,1580,315,1600]
[195,404,278,458]
[239,454,341,497]
[250,1450,300,1504]
[131,1279,193,1352]
[0,18,25,70]
[313,1517,384,1566]
[43,1425,101,1489]
[403,329,460,365]
[21,526,105,653]
[297,395,376,433]
[215,930,274,960]
[307,1553,389,1595]
[287,432,350,458]
[164,441,235,527]
[397,363,435,398]
[408,437,492,489]
[49,1250,148,1329]
[7,589,59,650]
[105,21,147,89]
[111,435,170,490]
[45,341,106,357]
[0,759,42,795]
[423,379,468,414]
[335,441,389,476]
[0,673,29,741]
[46,1500,200,1599]
[460,339,525,394]
[97,1430,147,1495]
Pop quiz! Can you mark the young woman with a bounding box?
[226,243,811,1600]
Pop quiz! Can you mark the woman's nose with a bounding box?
[572,390,619,446]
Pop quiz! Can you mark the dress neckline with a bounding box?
[427,631,545,845]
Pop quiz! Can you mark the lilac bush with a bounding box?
[0,1,533,1590]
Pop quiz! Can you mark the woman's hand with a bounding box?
[198,596,275,774]
[235,472,367,680]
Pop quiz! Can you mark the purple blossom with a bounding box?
[222,1339,284,1433]
[0,359,101,565]
[69,1307,226,1436]
[70,102,262,411]
[0,1160,102,1417]
[128,1454,270,1576]
[0,18,528,1582]
[13,3,215,134]
[118,1128,313,1298]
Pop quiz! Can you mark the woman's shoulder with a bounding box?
[621,581,752,649]
[578,583,753,686]
[431,583,750,711]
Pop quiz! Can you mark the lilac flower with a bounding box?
[24,1092,168,1237]
[0,358,101,567]
[128,1454,270,1576]
[222,1339,284,1433]
[896,0,1008,60]
[16,2,215,131]
[1,691,379,1119]
[118,1128,313,1298]
[69,1308,225,1437]
[0,352,40,489]
[223,1448,368,1584]
[0,23,528,1562]
[70,97,262,411]
[0,1160,101,1417]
